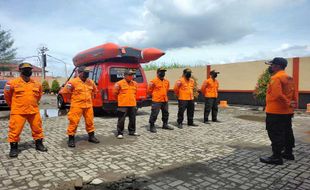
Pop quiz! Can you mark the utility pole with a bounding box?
[39,46,49,81]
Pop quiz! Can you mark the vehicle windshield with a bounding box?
[0,81,7,89]
[110,67,144,83]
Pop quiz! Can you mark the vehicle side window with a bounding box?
[110,67,144,83]
[0,80,6,89]
[94,66,102,84]
[134,69,143,83]
[88,67,94,80]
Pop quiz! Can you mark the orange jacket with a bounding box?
[265,70,297,114]
[4,77,42,114]
[65,77,98,108]
[201,78,219,98]
[114,79,137,107]
[148,77,170,102]
[174,77,194,100]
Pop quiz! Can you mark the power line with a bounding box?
[46,54,69,78]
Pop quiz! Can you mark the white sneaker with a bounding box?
[129,132,140,136]
[117,134,123,139]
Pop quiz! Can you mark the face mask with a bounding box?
[21,69,32,77]
[158,72,165,78]
[185,72,191,78]
[83,72,89,78]
[212,73,218,78]
[268,66,273,74]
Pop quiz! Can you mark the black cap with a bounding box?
[183,68,192,74]
[210,70,220,75]
[78,66,91,73]
[157,67,167,73]
[265,57,288,68]
[124,69,135,75]
[19,63,33,69]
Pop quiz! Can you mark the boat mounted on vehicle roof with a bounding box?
[73,42,165,67]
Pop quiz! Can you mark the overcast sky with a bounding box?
[1,0,310,77]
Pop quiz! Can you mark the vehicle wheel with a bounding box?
[57,95,66,109]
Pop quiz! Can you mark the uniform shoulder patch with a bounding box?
[66,83,73,89]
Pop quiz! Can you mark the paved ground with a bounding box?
[0,95,310,190]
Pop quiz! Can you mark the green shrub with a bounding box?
[253,68,271,105]
[42,80,50,94]
[51,79,60,94]
[142,62,204,71]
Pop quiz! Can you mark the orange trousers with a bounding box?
[8,113,44,142]
[67,107,95,136]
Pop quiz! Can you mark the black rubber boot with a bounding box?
[9,142,19,158]
[282,149,295,160]
[150,124,157,133]
[162,123,174,130]
[68,135,75,148]
[35,139,48,152]
[88,132,100,143]
[204,120,211,124]
[177,123,183,129]
[188,123,199,127]
[259,155,283,165]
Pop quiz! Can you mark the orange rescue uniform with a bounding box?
[65,77,98,135]
[148,77,170,102]
[114,79,137,107]
[4,77,44,142]
[265,70,297,114]
[201,78,219,98]
[173,77,194,100]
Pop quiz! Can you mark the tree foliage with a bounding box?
[51,79,60,94]
[42,80,50,94]
[253,68,271,105]
[0,25,17,63]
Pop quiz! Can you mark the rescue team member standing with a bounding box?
[260,57,297,165]
[174,68,198,128]
[148,67,174,133]
[4,63,47,158]
[114,69,139,139]
[201,70,220,123]
[65,66,100,148]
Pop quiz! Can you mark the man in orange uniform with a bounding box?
[114,69,139,139]
[260,57,297,165]
[4,63,47,158]
[66,66,100,147]
[174,68,198,128]
[148,67,174,133]
[201,70,220,123]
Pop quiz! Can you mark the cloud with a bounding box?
[276,44,310,53]
[0,0,309,76]
[117,0,298,50]
[240,43,310,62]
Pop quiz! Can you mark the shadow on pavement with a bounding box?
[78,142,309,190]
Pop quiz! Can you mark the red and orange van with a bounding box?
[57,43,165,112]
